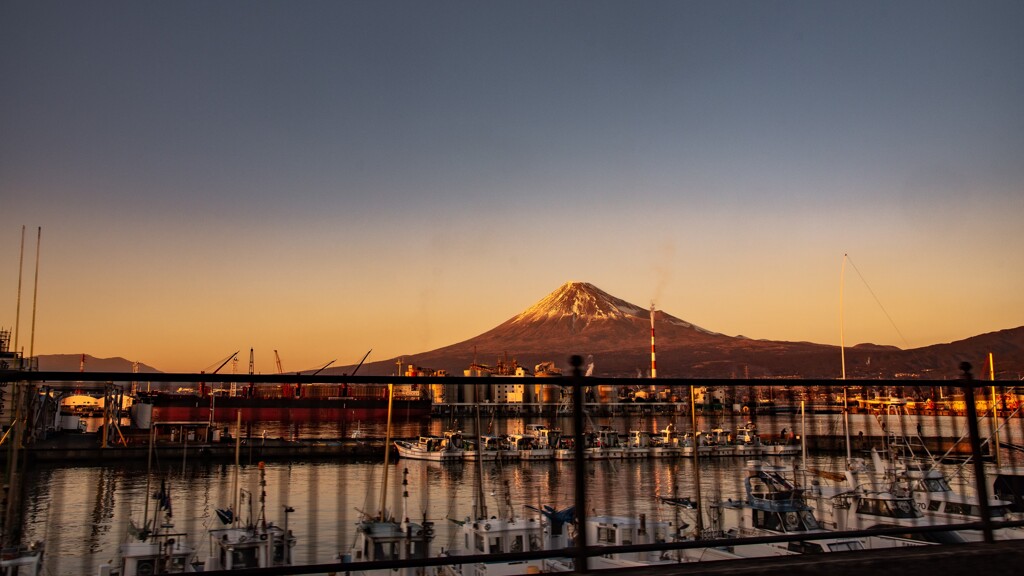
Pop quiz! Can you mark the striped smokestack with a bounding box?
[650,302,657,379]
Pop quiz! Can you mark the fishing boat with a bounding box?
[394,431,465,462]
[710,461,926,554]
[462,435,505,462]
[203,462,297,570]
[98,526,195,575]
[98,426,198,575]
[705,429,739,457]
[623,430,652,458]
[584,427,624,459]
[347,513,433,576]
[874,447,1024,541]
[648,425,682,458]
[681,431,732,458]
[732,424,764,457]
[553,437,576,461]
[508,424,558,461]
[343,471,433,576]
[343,384,434,576]
[810,459,968,545]
[437,512,547,575]
[553,512,683,569]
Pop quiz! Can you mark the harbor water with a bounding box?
[19,412,1024,576]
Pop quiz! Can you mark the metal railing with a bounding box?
[2,360,1023,575]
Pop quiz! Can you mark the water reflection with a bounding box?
[18,411,1024,576]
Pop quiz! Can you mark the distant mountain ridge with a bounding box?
[32,282,1024,379]
[337,281,1024,379]
[35,354,161,373]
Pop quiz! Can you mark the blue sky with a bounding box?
[2,1,1022,372]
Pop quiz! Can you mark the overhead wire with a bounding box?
[845,255,911,349]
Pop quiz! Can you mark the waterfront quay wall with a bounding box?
[18,434,387,463]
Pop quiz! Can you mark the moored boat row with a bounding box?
[394,423,800,462]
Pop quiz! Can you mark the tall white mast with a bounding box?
[29,227,41,361]
[13,225,24,353]
[840,254,847,380]
[840,254,851,463]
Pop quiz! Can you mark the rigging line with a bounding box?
[845,255,911,348]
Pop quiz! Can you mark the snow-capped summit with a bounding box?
[509,281,646,325]
[508,281,714,334]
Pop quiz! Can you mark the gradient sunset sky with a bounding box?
[2,1,1022,373]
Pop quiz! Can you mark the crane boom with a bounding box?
[204,351,239,375]
[274,350,284,375]
[350,349,372,376]
[310,359,336,377]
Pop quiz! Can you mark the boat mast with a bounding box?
[689,383,703,537]
[142,423,155,532]
[474,386,487,519]
[29,226,41,361]
[840,254,847,381]
[840,254,852,464]
[990,352,1001,468]
[800,400,807,486]
[378,380,395,519]
[12,225,24,353]
[233,411,242,526]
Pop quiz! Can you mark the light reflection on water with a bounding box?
[19,412,1024,576]
[23,455,783,574]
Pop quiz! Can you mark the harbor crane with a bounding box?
[274,350,284,375]
[350,349,372,376]
[199,351,239,396]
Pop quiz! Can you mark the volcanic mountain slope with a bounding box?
[342,281,1024,379]
[348,281,849,378]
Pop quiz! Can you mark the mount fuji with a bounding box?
[339,281,1024,379]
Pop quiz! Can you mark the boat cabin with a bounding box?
[205,525,295,570]
[113,534,194,575]
[348,518,433,564]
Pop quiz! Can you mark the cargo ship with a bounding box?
[132,383,432,423]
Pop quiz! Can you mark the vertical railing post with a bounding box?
[961,362,994,542]
[570,355,588,573]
